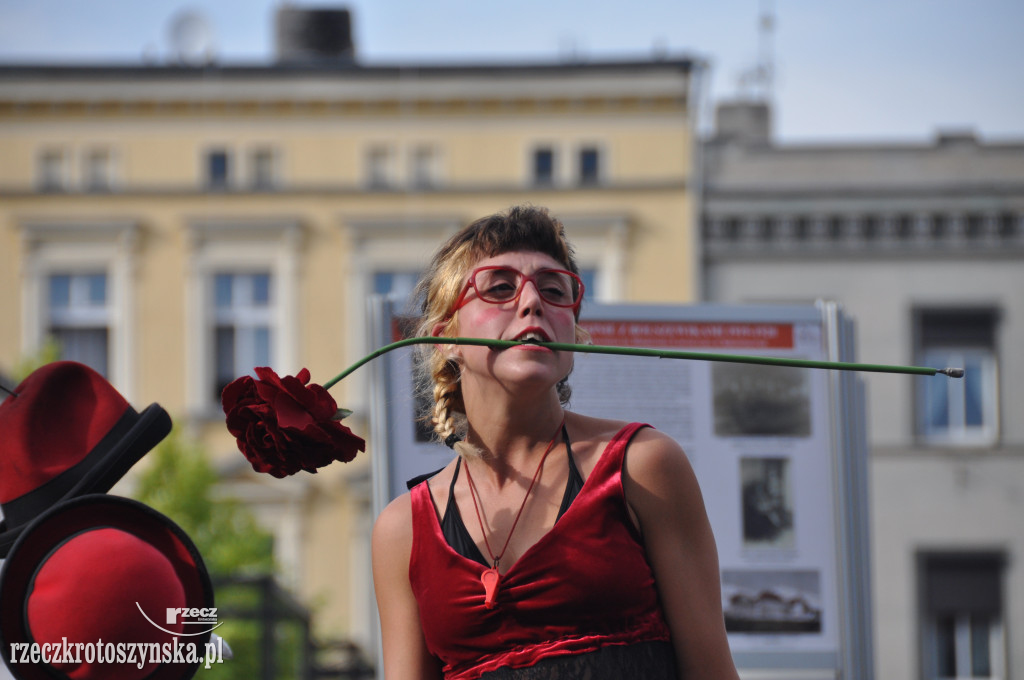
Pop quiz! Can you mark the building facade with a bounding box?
[702,101,1024,680]
[0,37,703,651]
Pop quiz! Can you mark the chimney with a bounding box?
[275,7,355,63]
[713,101,772,146]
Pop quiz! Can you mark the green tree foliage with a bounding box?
[9,338,62,382]
[132,429,275,576]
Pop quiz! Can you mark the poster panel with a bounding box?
[569,306,840,669]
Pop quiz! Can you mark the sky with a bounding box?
[1,0,1022,144]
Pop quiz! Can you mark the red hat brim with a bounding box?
[0,494,214,680]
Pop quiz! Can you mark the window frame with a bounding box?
[918,551,1007,680]
[212,271,277,402]
[203,146,232,190]
[36,147,71,192]
[248,146,280,191]
[913,307,1001,447]
[365,144,396,190]
[917,346,999,446]
[408,144,441,190]
[46,271,112,377]
[577,143,604,186]
[922,612,1005,680]
[82,146,118,192]
[185,218,302,418]
[530,145,557,186]
[18,219,139,398]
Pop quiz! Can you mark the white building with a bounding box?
[701,100,1024,680]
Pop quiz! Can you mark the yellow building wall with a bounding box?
[0,70,697,643]
[1,101,691,187]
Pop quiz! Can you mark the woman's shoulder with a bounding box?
[565,413,654,478]
[619,426,698,506]
[376,453,460,534]
[565,412,692,489]
[374,491,414,544]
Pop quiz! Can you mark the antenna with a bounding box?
[736,0,775,101]
[167,9,216,65]
[758,0,776,102]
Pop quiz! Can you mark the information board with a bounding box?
[368,299,872,680]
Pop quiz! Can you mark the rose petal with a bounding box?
[272,392,316,430]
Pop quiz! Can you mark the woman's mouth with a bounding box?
[509,329,554,351]
[513,329,551,344]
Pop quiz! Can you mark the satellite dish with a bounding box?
[168,9,216,64]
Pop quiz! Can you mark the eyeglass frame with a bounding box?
[449,265,585,317]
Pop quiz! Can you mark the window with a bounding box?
[579,146,601,185]
[373,271,421,306]
[19,219,138,396]
[205,149,230,190]
[579,268,598,309]
[83,148,115,192]
[212,272,274,401]
[920,553,1006,680]
[532,147,555,185]
[250,147,278,190]
[37,148,69,192]
[185,219,299,414]
[410,146,438,189]
[915,309,999,445]
[47,272,110,376]
[366,146,394,189]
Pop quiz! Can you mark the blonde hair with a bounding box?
[411,205,590,446]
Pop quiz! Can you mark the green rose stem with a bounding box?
[321,337,964,390]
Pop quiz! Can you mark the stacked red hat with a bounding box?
[0,361,171,556]
[0,495,215,679]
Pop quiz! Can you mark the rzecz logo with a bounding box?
[166,608,217,625]
[136,604,223,636]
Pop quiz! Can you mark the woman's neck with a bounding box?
[460,384,565,483]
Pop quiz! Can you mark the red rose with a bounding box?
[222,367,365,478]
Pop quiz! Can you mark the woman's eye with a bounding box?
[541,286,568,300]
[485,282,517,297]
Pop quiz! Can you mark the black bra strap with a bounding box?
[442,457,489,565]
[556,425,583,520]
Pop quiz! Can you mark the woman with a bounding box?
[372,206,739,679]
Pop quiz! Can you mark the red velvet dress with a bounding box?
[409,423,677,680]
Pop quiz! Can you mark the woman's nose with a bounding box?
[517,279,545,315]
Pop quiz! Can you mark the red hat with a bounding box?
[0,361,171,557]
[0,494,215,680]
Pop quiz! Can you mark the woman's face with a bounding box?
[444,249,578,397]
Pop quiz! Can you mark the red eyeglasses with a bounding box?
[451,266,585,315]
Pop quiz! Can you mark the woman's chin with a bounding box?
[500,363,570,391]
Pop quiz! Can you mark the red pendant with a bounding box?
[480,567,500,609]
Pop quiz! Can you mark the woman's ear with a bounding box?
[575,323,593,345]
[432,321,462,362]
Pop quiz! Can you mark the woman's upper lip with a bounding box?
[511,327,551,342]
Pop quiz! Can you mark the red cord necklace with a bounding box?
[463,417,565,610]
